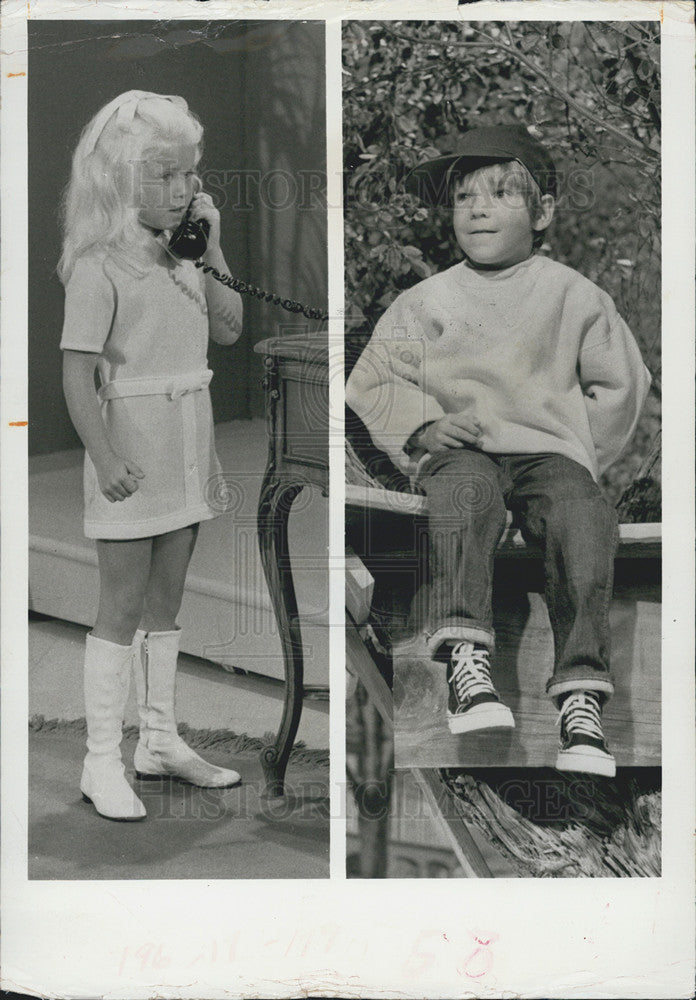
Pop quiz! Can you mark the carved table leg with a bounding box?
[257,470,306,797]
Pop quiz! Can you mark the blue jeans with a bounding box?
[417,449,618,701]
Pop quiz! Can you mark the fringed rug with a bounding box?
[30,714,329,767]
[443,768,661,878]
[29,716,329,881]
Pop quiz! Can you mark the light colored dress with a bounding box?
[60,243,224,539]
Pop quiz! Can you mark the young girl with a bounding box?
[59,91,244,821]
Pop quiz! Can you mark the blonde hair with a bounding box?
[58,91,203,284]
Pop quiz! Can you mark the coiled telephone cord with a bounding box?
[194,261,328,322]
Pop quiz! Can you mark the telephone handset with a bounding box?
[168,208,210,261]
[167,203,327,322]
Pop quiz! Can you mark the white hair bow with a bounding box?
[82,90,189,156]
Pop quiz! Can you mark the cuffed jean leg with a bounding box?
[507,455,618,701]
[418,448,508,658]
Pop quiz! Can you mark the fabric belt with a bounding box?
[98,369,213,508]
[97,369,213,402]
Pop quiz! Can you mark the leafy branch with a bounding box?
[380,23,657,165]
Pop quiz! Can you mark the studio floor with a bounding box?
[28,615,330,880]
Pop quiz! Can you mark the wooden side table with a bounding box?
[254,335,328,796]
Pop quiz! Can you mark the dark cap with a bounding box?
[405,124,557,205]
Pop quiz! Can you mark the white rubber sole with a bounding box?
[556,746,616,778]
[448,702,515,735]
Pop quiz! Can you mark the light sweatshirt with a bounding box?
[346,254,652,481]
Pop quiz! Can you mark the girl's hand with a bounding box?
[95,454,145,503]
[421,413,482,453]
[189,191,221,255]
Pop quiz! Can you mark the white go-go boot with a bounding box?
[80,632,146,821]
[132,628,242,789]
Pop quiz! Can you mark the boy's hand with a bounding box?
[95,454,145,502]
[420,413,482,453]
[190,191,221,255]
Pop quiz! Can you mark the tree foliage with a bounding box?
[343,20,661,500]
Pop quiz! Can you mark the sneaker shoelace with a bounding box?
[557,691,604,739]
[449,643,495,703]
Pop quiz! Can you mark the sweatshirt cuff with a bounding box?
[404,421,436,456]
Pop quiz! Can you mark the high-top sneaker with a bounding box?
[555,690,616,777]
[446,641,515,734]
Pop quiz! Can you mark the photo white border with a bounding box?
[2,1,693,997]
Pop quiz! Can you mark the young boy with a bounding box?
[346,124,651,777]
